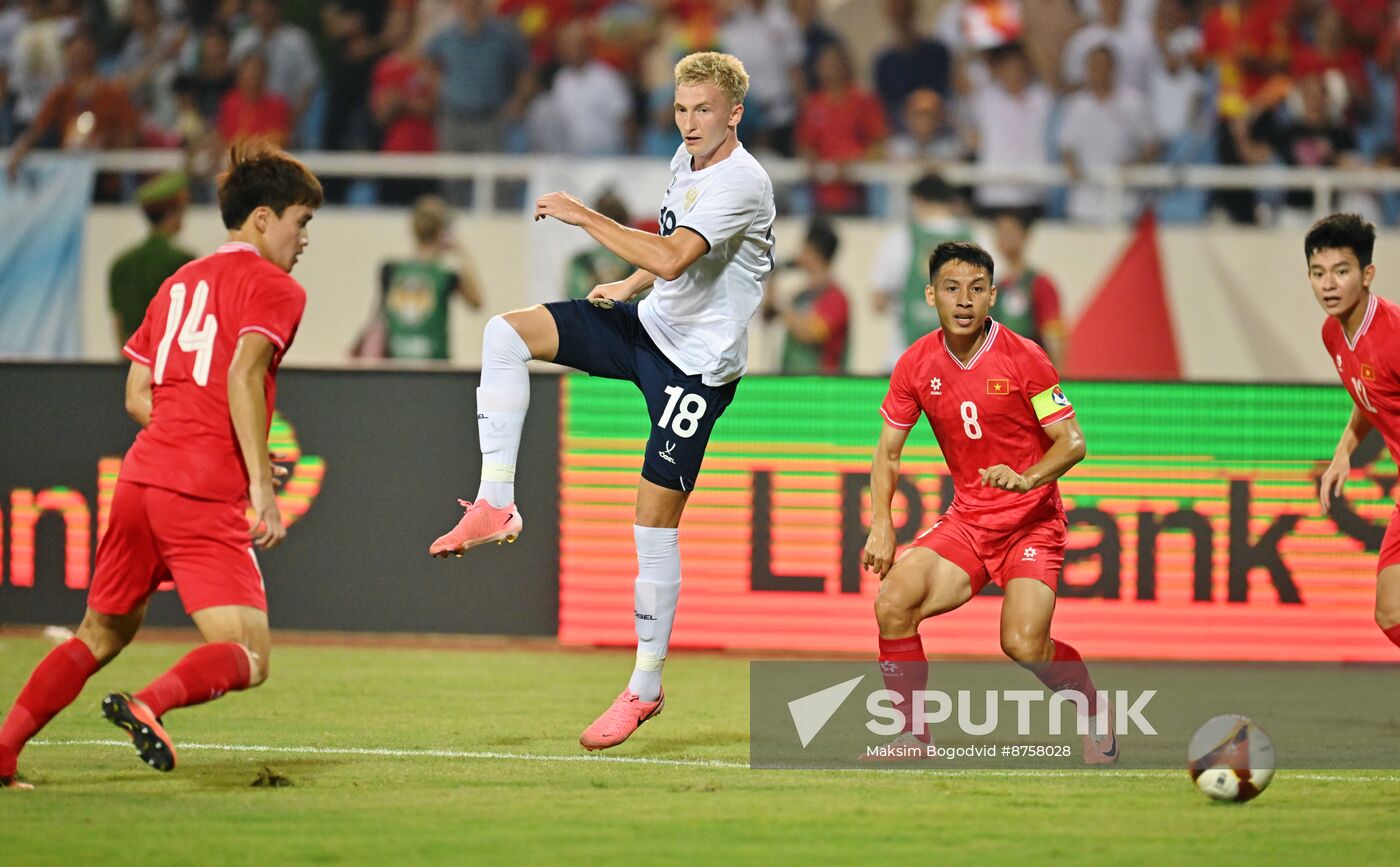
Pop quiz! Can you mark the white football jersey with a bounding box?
[638,143,775,385]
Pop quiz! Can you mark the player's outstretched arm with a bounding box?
[228,333,286,550]
[124,362,153,428]
[980,417,1087,494]
[587,269,657,304]
[863,423,913,578]
[535,191,708,281]
[1320,406,1374,512]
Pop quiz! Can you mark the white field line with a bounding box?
[29,739,1400,783]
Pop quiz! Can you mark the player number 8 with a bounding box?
[960,400,983,439]
[659,385,708,438]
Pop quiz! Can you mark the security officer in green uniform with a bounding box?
[108,170,196,346]
[375,195,483,360]
[871,174,973,366]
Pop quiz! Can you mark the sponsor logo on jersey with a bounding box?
[1022,546,1038,562]
[986,378,1009,395]
[929,377,942,396]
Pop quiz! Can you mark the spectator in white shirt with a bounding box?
[965,42,1052,214]
[1058,45,1158,222]
[718,0,803,155]
[1146,0,1204,150]
[1061,0,1155,95]
[529,20,633,156]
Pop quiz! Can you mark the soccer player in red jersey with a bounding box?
[1311,213,1400,652]
[0,141,322,790]
[862,241,1117,764]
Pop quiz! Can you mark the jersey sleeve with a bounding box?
[879,350,922,430]
[676,169,766,251]
[239,274,307,352]
[123,304,156,366]
[1019,342,1074,427]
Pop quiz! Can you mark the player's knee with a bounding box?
[74,616,135,663]
[1375,604,1400,632]
[241,645,269,688]
[1000,629,1048,665]
[874,588,919,635]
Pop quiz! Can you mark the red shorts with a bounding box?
[1380,507,1400,572]
[904,511,1067,595]
[88,481,267,616]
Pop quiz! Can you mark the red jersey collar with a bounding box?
[217,241,262,257]
[1344,293,1378,351]
[942,319,1000,371]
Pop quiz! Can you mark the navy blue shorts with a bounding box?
[547,298,738,492]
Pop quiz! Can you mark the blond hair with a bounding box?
[674,51,749,106]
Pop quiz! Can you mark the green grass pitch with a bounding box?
[1,632,1397,866]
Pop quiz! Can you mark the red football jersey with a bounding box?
[880,320,1076,531]
[121,243,306,502]
[1322,293,1400,466]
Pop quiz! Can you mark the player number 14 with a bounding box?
[153,280,219,386]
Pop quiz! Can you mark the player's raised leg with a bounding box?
[430,307,559,557]
[0,606,144,789]
[105,605,267,772]
[1376,563,1400,649]
[869,548,975,753]
[580,479,686,750]
[999,578,1115,764]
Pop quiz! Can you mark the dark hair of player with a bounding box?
[929,241,995,285]
[217,139,324,230]
[805,217,839,263]
[909,172,958,204]
[1304,213,1375,269]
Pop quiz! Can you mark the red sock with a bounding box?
[878,635,929,743]
[0,638,100,777]
[1384,624,1400,649]
[135,643,252,719]
[1032,639,1100,717]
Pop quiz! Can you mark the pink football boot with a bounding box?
[429,499,523,557]
[579,689,665,751]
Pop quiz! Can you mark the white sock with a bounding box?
[627,525,681,702]
[475,315,531,508]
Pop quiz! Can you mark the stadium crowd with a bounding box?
[0,0,1396,222]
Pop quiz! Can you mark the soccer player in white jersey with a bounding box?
[429,52,776,750]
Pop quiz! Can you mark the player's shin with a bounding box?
[1031,638,1101,718]
[627,525,681,703]
[0,638,100,776]
[134,642,253,718]
[475,316,532,508]
[877,635,930,743]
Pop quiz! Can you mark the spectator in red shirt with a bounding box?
[372,5,438,154]
[797,42,887,215]
[773,218,850,374]
[6,28,141,181]
[1289,4,1367,116]
[218,51,291,147]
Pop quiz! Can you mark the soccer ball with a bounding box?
[1187,714,1276,802]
